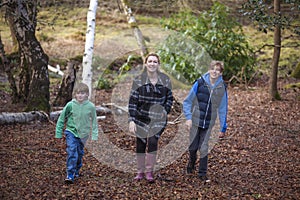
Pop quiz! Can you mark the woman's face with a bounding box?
[145,55,159,73]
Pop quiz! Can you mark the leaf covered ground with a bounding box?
[0,79,299,200]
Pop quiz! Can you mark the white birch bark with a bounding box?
[119,0,148,58]
[82,0,98,98]
[0,105,111,125]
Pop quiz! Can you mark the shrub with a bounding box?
[159,2,256,83]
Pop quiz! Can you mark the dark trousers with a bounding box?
[188,126,210,176]
[136,136,159,153]
[135,123,165,154]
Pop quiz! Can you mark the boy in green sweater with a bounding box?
[55,82,98,184]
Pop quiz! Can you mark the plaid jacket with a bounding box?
[128,71,173,138]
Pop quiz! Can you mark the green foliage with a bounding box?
[160,2,256,83]
[157,33,211,84]
[274,91,282,100]
[241,0,300,35]
[96,77,111,90]
[118,55,142,76]
[284,82,300,89]
[0,82,11,93]
[291,62,300,79]
[95,54,143,90]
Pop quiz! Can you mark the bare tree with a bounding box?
[118,0,148,58]
[53,61,78,107]
[269,0,281,100]
[0,35,18,100]
[242,0,300,100]
[2,0,50,112]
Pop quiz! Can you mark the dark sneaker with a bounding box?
[186,166,194,174]
[186,161,195,174]
[199,175,211,183]
[64,176,74,184]
[74,173,82,179]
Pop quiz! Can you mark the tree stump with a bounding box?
[53,61,78,106]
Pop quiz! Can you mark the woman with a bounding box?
[128,53,173,182]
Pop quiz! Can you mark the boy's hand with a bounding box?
[219,132,225,139]
[185,120,192,131]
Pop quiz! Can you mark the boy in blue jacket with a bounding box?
[183,60,228,182]
[56,82,98,184]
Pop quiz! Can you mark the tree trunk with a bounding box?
[0,106,112,125]
[5,0,50,113]
[269,0,281,100]
[0,35,19,101]
[53,61,77,106]
[5,12,19,52]
[82,0,98,99]
[119,0,148,58]
[0,101,179,124]
[0,111,48,125]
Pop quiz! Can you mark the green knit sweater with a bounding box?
[55,99,98,140]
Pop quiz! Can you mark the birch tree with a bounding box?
[119,0,148,58]
[82,0,98,98]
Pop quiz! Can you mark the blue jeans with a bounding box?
[65,130,88,179]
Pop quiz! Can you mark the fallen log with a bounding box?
[0,105,112,125]
[102,103,128,114]
[0,111,48,125]
[0,103,183,125]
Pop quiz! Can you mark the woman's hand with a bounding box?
[129,121,136,134]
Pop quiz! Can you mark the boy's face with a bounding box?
[75,91,88,103]
[209,64,222,80]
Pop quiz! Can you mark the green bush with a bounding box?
[95,54,143,90]
[159,2,256,83]
[157,33,211,85]
[291,62,300,79]
[96,77,111,90]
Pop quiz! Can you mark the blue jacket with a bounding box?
[183,72,228,133]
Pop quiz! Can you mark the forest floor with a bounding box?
[1,3,300,199]
[0,77,299,199]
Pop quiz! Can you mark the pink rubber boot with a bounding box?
[145,153,156,183]
[134,154,145,181]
